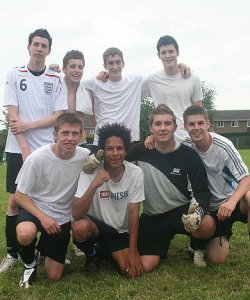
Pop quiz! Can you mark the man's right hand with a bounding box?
[49,64,61,73]
[91,169,110,189]
[39,214,61,235]
[144,135,155,149]
[178,63,191,78]
[96,71,109,82]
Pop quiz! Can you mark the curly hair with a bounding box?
[98,123,131,151]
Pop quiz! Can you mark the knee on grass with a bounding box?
[207,237,229,265]
[207,252,228,265]
[141,256,160,273]
[46,270,63,282]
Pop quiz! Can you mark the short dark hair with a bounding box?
[63,50,85,68]
[54,113,83,133]
[149,104,176,125]
[183,105,208,124]
[103,47,124,64]
[28,28,52,49]
[98,123,131,151]
[156,35,179,54]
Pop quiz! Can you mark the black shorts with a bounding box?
[210,202,247,240]
[17,210,71,264]
[87,215,129,254]
[6,153,23,193]
[138,204,190,257]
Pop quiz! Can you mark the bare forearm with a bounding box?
[15,134,31,160]
[75,111,86,142]
[15,190,45,220]
[228,176,250,204]
[128,203,140,250]
[16,190,60,234]
[29,111,63,129]
[72,183,97,220]
[73,170,110,219]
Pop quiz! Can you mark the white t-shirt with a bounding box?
[16,144,90,225]
[142,70,203,141]
[61,78,93,115]
[4,66,68,153]
[84,74,142,145]
[183,132,249,210]
[75,161,145,233]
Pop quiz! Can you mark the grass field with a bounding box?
[0,151,250,300]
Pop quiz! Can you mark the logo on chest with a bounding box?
[171,168,181,176]
[100,191,110,200]
[44,82,53,95]
[99,190,128,201]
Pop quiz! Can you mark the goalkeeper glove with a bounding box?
[82,149,104,174]
[182,199,204,233]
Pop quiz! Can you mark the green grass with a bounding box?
[0,151,250,300]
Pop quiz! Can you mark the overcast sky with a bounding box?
[1,0,250,126]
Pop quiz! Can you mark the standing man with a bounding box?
[61,50,94,145]
[87,46,191,149]
[61,50,95,259]
[15,113,90,288]
[142,35,202,141]
[72,123,144,278]
[0,28,67,274]
[127,104,214,272]
[183,105,250,264]
[83,47,142,149]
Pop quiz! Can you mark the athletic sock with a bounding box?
[6,214,19,259]
[18,239,36,265]
[24,260,36,269]
[73,235,97,257]
[190,236,207,250]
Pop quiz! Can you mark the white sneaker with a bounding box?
[19,267,37,288]
[0,254,19,273]
[188,245,207,267]
[73,244,84,257]
[65,251,71,264]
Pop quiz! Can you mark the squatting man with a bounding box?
[14,113,90,288]
[183,105,250,265]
